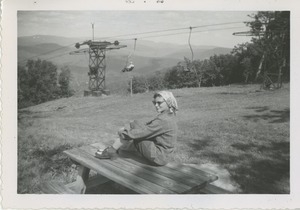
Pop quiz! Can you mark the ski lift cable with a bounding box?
[22,26,245,63]
[115,25,247,42]
[121,26,247,41]
[19,25,246,64]
[18,41,85,64]
[65,54,88,67]
[19,51,71,64]
[18,22,246,64]
[97,21,246,41]
[42,51,71,61]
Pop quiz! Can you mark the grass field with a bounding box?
[17,84,290,194]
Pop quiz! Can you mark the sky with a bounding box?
[18,11,255,48]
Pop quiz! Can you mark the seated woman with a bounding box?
[96,91,178,166]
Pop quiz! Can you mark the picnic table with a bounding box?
[42,142,229,194]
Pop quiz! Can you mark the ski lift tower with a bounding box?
[70,40,126,96]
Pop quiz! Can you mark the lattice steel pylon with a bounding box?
[70,40,126,95]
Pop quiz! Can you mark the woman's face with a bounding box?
[153,96,169,113]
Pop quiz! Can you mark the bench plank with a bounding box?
[167,162,218,181]
[81,145,193,193]
[90,143,218,191]
[90,142,218,177]
[64,142,220,194]
[64,148,174,194]
[119,152,214,193]
[90,142,218,178]
[90,144,213,188]
[120,151,215,187]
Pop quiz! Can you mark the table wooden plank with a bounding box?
[81,145,192,193]
[81,146,180,194]
[90,143,216,189]
[64,148,175,194]
[90,144,208,184]
[119,151,212,187]
[64,148,154,194]
[166,162,218,182]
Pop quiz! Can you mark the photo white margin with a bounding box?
[1,0,300,209]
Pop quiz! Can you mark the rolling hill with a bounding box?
[18,35,232,94]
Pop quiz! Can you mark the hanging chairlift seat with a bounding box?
[181,27,195,73]
[121,38,137,73]
[122,62,135,72]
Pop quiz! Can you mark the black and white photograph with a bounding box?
[1,0,300,209]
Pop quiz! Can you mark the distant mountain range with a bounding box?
[18,35,232,94]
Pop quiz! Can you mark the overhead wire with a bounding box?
[18,43,73,63]
[19,22,248,63]
[41,51,71,61]
[18,41,82,64]
[126,26,247,41]
[97,21,246,40]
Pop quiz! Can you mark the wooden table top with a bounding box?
[64,142,218,194]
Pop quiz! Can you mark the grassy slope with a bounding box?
[18,84,290,194]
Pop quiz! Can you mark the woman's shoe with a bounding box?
[95,146,118,160]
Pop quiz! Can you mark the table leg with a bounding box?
[71,165,90,194]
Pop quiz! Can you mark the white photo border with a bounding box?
[1,0,300,209]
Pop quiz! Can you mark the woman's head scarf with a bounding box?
[156,91,178,114]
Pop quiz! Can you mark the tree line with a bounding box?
[18,59,74,109]
[130,11,290,94]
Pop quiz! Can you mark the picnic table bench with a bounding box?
[42,142,230,194]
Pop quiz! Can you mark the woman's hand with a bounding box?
[118,127,125,140]
[118,127,125,132]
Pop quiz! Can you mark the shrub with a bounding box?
[18,59,74,109]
